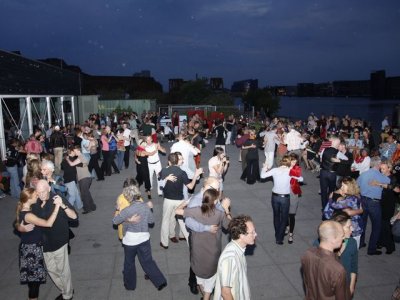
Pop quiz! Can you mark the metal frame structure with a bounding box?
[0,94,76,161]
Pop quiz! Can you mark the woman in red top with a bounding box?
[287,153,302,244]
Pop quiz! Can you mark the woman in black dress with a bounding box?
[135,139,156,199]
[16,188,62,300]
[213,119,227,152]
[240,129,260,184]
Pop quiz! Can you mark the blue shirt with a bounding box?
[356,168,389,200]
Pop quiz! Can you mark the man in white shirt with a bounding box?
[213,215,256,300]
[171,133,200,175]
[284,124,303,157]
[261,126,279,170]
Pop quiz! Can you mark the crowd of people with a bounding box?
[2,109,400,299]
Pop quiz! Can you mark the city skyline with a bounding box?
[1,1,399,90]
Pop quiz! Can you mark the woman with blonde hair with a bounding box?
[15,188,62,300]
[323,177,364,247]
[24,159,42,188]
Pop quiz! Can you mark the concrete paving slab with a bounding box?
[0,142,399,299]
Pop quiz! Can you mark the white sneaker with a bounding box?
[285,226,289,235]
[0,194,6,199]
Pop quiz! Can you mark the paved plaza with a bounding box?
[0,143,399,300]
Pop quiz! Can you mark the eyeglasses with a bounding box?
[246,230,257,236]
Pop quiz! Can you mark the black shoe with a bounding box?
[276,241,284,245]
[386,249,395,255]
[359,243,367,249]
[170,237,179,243]
[157,282,167,291]
[55,295,73,300]
[82,210,91,215]
[160,242,168,249]
[188,283,199,295]
[368,250,382,255]
[97,178,105,181]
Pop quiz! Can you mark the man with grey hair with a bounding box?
[34,179,77,300]
[357,156,390,255]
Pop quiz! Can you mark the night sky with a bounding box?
[1,0,400,90]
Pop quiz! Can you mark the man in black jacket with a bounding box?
[319,137,340,212]
[335,142,354,187]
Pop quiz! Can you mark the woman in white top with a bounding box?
[351,148,371,177]
[208,147,229,192]
[260,155,303,245]
[145,135,166,196]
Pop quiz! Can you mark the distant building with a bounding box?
[231,79,258,94]
[332,80,369,97]
[0,50,80,95]
[386,76,400,99]
[0,49,163,100]
[297,83,315,97]
[82,75,162,99]
[209,77,224,90]
[169,78,186,92]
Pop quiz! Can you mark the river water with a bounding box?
[277,96,399,129]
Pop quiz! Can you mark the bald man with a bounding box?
[33,180,78,300]
[301,221,350,300]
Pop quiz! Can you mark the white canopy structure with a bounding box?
[0,94,77,161]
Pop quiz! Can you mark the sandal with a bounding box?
[288,233,294,244]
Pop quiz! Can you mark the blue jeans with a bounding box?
[116,150,124,171]
[65,181,83,210]
[271,193,290,243]
[123,239,166,290]
[360,196,382,253]
[6,165,21,199]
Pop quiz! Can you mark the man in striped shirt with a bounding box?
[213,215,256,300]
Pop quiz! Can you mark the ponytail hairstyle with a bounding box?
[201,188,219,215]
[15,188,36,229]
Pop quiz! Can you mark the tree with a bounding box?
[244,89,280,116]
[179,79,211,104]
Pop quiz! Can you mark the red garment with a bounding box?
[24,139,43,154]
[152,133,158,143]
[355,156,365,164]
[289,165,302,195]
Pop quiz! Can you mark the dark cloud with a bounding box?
[1,0,399,89]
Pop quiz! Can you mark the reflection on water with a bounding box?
[278,97,399,129]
